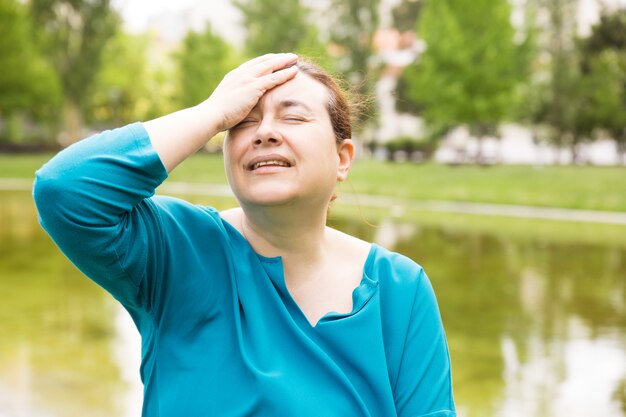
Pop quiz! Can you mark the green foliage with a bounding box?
[531,52,592,160]
[235,0,317,56]
[87,32,151,126]
[292,28,335,72]
[383,136,436,160]
[392,0,424,32]
[528,5,626,163]
[401,0,530,141]
[583,11,626,52]
[0,0,61,118]
[578,11,626,161]
[525,0,583,154]
[326,0,381,125]
[28,0,120,133]
[174,24,237,109]
[142,65,179,122]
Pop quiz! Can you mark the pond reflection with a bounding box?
[330,216,626,417]
[1,191,625,417]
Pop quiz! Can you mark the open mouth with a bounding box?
[251,160,291,170]
[247,156,293,171]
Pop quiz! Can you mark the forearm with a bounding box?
[143,102,223,173]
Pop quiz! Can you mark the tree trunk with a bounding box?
[59,98,83,146]
[570,141,579,164]
[5,113,24,144]
[617,140,626,166]
[475,135,484,165]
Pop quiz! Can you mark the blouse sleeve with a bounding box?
[394,269,456,417]
[32,123,169,311]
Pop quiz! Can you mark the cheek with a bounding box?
[223,133,244,164]
[222,138,241,180]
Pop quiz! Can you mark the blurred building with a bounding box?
[370,0,626,165]
[116,0,626,165]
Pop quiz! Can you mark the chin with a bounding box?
[235,187,299,208]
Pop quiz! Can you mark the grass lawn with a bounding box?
[3,152,625,212]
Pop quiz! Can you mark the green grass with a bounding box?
[3,152,626,211]
[345,160,626,212]
[0,153,57,178]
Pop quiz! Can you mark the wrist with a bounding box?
[194,99,227,135]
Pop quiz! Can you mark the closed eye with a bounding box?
[233,119,257,129]
[283,115,307,123]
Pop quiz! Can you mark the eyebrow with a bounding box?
[278,99,314,113]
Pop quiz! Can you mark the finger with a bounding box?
[238,52,295,72]
[255,65,299,92]
[238,53,279,70]
[250,53,298,76]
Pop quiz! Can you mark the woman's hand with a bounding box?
[200,53,299,131]
[145,53,298,173]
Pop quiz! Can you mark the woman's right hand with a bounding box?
[199,53,299,132]
[145,53,298,173]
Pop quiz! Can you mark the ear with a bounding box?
[336,139,354,182]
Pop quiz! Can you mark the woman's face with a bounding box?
[223,72,353,209]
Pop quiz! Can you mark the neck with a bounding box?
[240,202,329,264]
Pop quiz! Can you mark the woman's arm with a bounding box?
[32,53,299,309]
[394,269,456,417]
[145,53,298,172]
[33,123,169,309]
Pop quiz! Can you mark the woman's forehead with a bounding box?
[257,72,329,112]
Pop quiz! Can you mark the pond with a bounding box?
[1,190,625,417]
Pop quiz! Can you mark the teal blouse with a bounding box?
[33,123,456,417]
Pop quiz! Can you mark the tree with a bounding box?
[527,3,626,164]
[28,0,120,143]
[400,0,531,163]
[174,24,237,110]
[578,11,626,164]
[0,0,61,144]
[235,0,316,56]
[87,32,151,127]
[326,0,381,127]
[392,0,424,33]
[583,10,626,53]
[524,0,584,162]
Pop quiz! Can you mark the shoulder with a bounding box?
[367,244,439,321]
[219,207,242,232]
[151,195,219,218]
[372,247,444,347]
[326,226,372,267]
[325,226,426,288]
[368,244,425,288]
[148,195,226,236]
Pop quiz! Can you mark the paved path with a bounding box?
[4,178,626,225]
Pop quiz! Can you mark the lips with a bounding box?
[247,154,293,171]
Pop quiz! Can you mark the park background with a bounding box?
[1,0,626,416]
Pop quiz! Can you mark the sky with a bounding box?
[113,0,199,32]
[112,0,626,41]
[112,0,244,45]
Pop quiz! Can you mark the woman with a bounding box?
[34,53,456,417]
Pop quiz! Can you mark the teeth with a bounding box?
[253,160,290,170]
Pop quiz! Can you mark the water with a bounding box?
[1,191,625,417]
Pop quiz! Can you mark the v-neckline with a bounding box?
[219,214,379,329]
[259,245,378,329]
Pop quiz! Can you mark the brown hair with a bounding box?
[295,60,352,142]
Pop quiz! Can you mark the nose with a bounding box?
[253,118,282,147]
